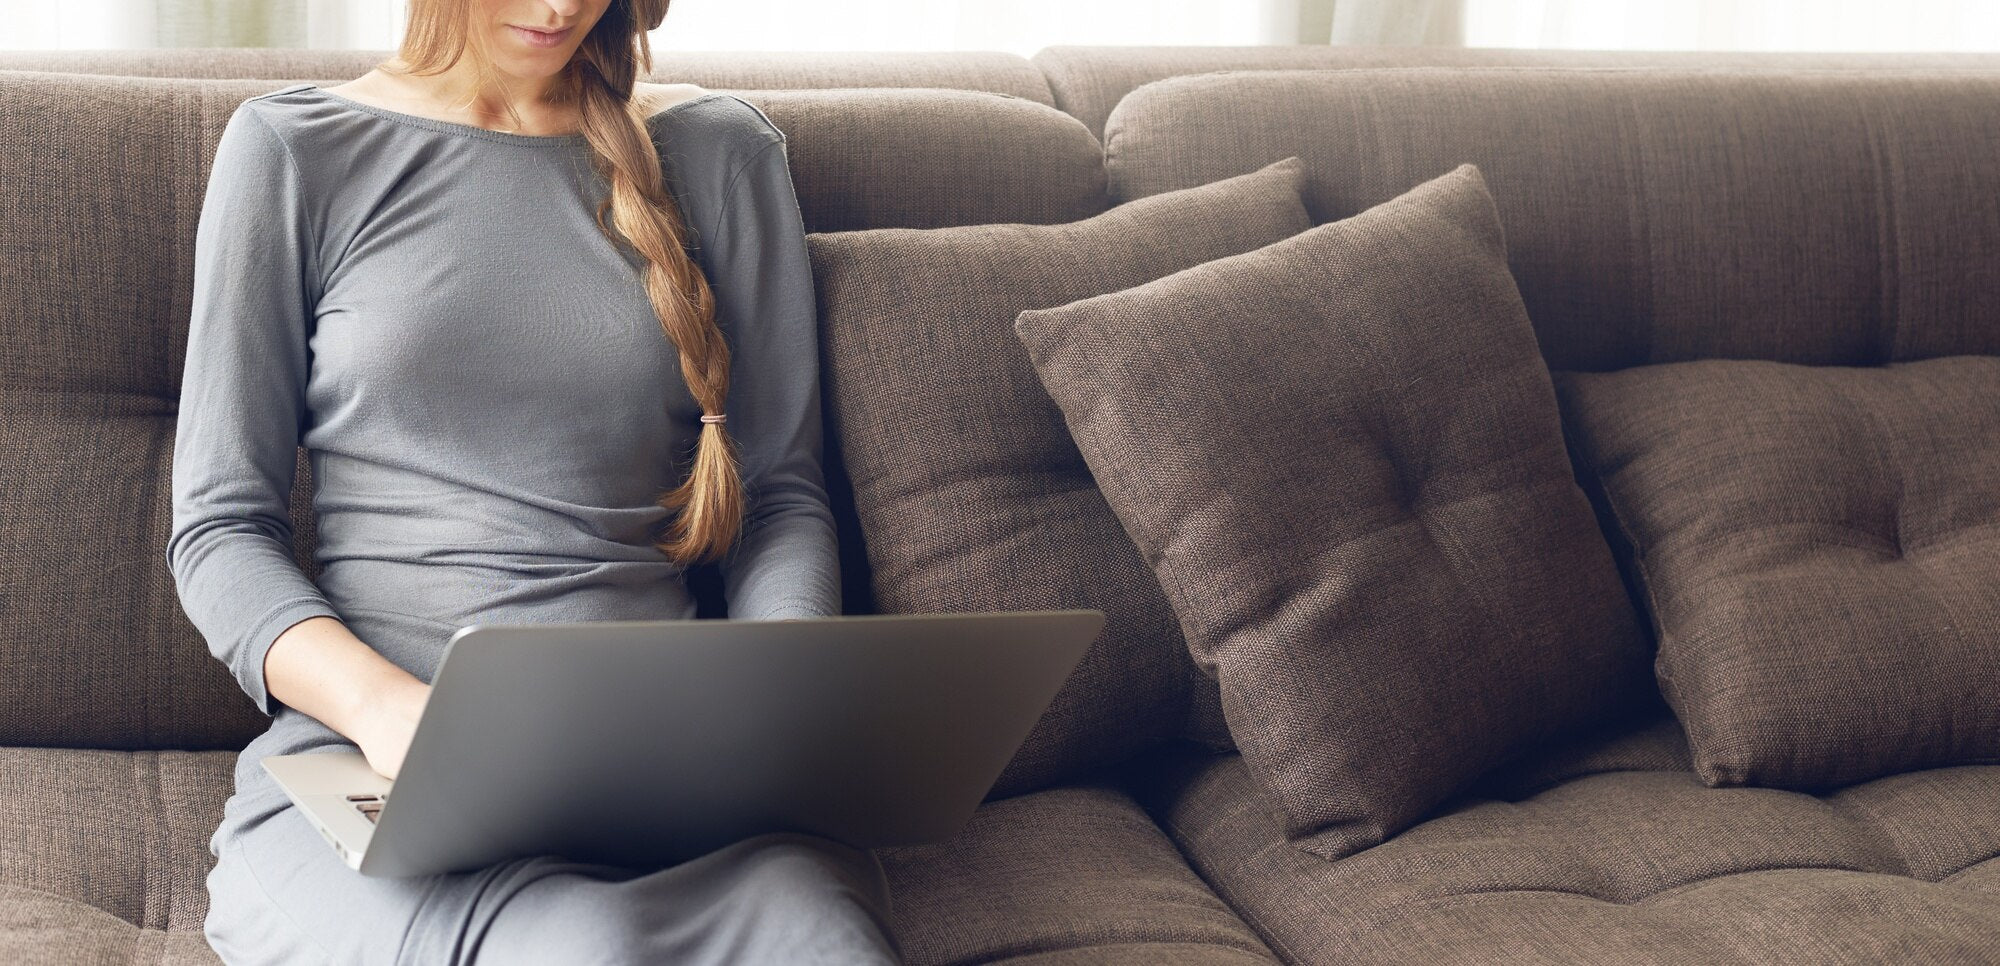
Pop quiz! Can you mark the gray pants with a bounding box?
[204,621,904,965]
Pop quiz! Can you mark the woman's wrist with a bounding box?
[342,662,426,746]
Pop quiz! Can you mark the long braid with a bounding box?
[392,0,744,566]
[567,11,744,565]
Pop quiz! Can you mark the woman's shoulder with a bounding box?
[204,84,324,177]
[215,83,361,177]
[635,81,711,117]
[233,81,341,129]
[641,81,785,152]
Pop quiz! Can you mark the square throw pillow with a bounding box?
[1555,356,2000,789]
[805,156,1315,797]
[1013,163,1655,858]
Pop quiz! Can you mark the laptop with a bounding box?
[261,609,1102,878]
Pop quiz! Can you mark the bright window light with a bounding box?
[1464,0,2000,52]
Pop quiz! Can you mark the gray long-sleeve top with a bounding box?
[167,83,840,717]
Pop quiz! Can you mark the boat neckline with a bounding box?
[294,83,726,146]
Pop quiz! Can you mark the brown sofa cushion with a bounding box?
[0,745,1280,966]
[878,783,1277,965]
[0,746,235,942]
[806,156,1316,797]
[1128,717,2000,966]
[1013,164,1654,858]
[1555,356,2000,789]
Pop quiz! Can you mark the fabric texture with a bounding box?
[0,742,1268,966]
[877,783,1277,965]
[1032,47,2000,140]
[15,53,2000,966]
[1126,716,2000,965]
[0,747,236,938]
[1014,164,1654,858]
[806,155,1317,797]
[1100,68,2000,373]
[1555,356,2000,789]
[0,73,325,752]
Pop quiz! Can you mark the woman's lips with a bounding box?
[509,24,572,48]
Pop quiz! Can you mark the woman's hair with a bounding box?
[387,0,744,566]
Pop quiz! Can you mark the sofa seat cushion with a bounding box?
[0,746,236,963]
[2,748,1277,966]
[0,887,223,966]
[878,783,1278,965]
[1,747,1275,965]
[1125,717,2000,964]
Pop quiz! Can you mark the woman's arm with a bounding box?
[706,132,843,619]
[266,617,429,777]
[166,101,424,772]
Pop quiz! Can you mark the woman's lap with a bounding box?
[469,831,901,965]
[206,797,902,966]
[207,704,902,965]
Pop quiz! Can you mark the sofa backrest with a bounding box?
[1103,66,2000,372]
[9,57,1998,781]
[1035,44,2000,141]
[0,47,1058,106]
[0,67,1102,750]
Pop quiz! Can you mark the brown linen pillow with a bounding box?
[1013,164,1655,858]
[1554,356,2000,790]
[805,156,1315,797]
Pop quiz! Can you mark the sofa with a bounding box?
[3,43,1998,965]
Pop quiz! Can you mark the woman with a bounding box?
[167,0,902,961]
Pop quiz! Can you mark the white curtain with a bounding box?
[1,0,402,48]
[1329,0,1464,45]
[10,0,2000,53]
[660,0,1315,53]
[1464,0,2000,52]
[2,0,1326,53]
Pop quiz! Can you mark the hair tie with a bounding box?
[700,413,726,424]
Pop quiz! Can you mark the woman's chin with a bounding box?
[490,54,570,83]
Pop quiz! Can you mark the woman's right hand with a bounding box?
[355,677,432,781]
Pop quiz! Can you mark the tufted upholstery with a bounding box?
[806,157,1318,798]
[1011,164,1653,858]
[0,748,236,955]
[0,744,1277,966]
[1128,714,2000,964]
[877,783,1278,965]
[1553,356,2000,790]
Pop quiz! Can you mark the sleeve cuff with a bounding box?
[237,597,342,717]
